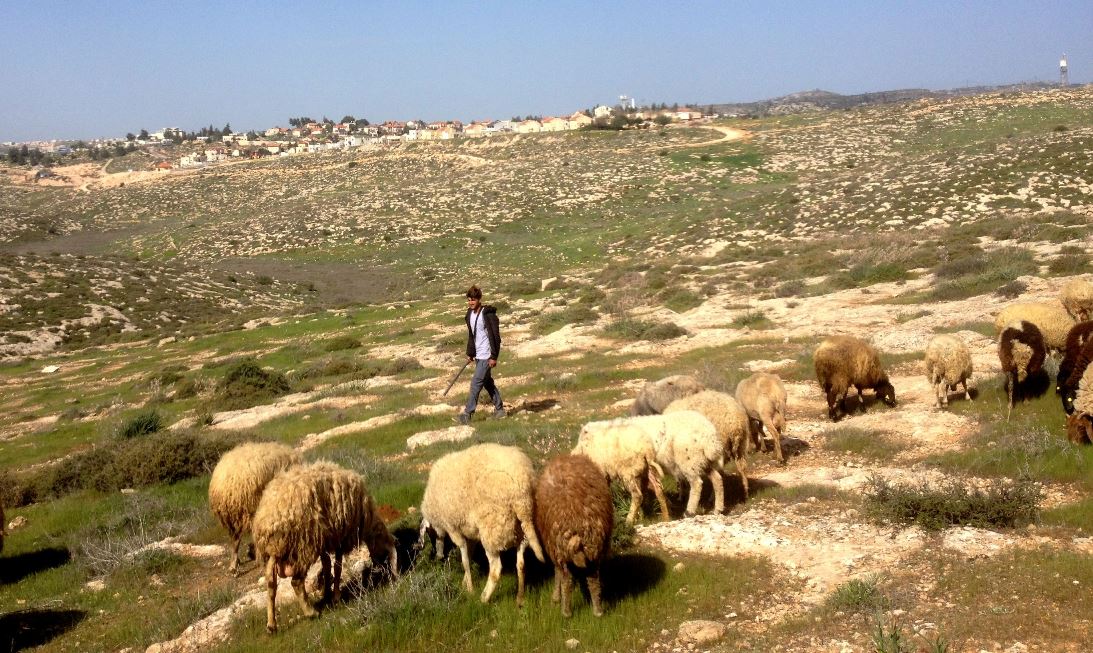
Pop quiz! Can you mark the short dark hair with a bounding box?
[466,285,482,300]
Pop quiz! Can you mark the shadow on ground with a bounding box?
[0,547,72,585]
[0,608,86,651]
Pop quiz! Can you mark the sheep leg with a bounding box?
[292,573,317,618]
[387,542,400,579]
[1007,374,1015,421]
[624,476,643,524]
[962,380,971,401]
[228,529,242,576]
[480,548,502,604]
[708,467,725,514]
[559,563,574,618]
[855,386,865,412]
[317,552,332,602]
[453,535,474,593]
[684,474,703,517]
[515,539,528,608]
[647,466,670,522]
[764,416,785,465]
[551,566,562,602]
[435,532,446,560]
[936,381,947,409]
[332,551,343,604]
[587,562,604,617]
[826,386,843,421]
[733,455,750,500]
[264,556,279,633]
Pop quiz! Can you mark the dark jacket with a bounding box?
[465,305,501,360]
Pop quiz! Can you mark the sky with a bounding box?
[2,0,1091,142]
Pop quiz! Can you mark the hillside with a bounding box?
[1,86,1092,652]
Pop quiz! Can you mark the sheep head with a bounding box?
[875,379,897,407]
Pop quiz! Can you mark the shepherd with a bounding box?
[458,285,505,424]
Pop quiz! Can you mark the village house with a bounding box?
[264,127,287,137]
[567,112,593,129]
[674,107,703,121]
[515,119,542,134]
[463,122,490,137]
[541,117,568,132]
[593,105,612,118]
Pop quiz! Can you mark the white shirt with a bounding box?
[470,309,491,360]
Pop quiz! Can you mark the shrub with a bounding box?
[826,576,888,613]
[995,279,1027,299]
[382,357,423,376]
[214,359,291,411]
[116,409,164,439]
[865,476,1040,531]
[1047,245,1089,275]
[531,305,597,336]
[774,279,805,298]
[604,318,688,341]
[172,377,201,400]
[731,309,772,329]
[324,334,362,352]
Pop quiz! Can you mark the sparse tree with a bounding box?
[139,129,149,140]
[654,114,671,126]
[340,115,355,124]
[126,132,136,141]
[222,123,232,135]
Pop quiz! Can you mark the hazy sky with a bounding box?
[3,1,1090,142]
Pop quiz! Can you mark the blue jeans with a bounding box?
[464,359,502,415]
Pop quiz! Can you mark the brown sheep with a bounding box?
[1057,321,1093,414]
[533,454,613,618]
[998,320,1047,420]
[1065,413,1093,445]
[630,375,704,415]
[735,373,788,464]
[813,336,896,421]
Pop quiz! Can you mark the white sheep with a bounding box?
[734,373,789,465]
[573,417,668,524]
[924,334,973,409]
[418,443,545,605]
[664,390,751,501]
[208,441,301,575]
[630,375,704,415]
[1061,279,1093,321]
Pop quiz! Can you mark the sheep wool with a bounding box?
[419,443,545,605]
[664,390,751,500]
[1058,323,1093,414]
[924,334,973,409]
[734,373,789,464]
[630,375,704,415]
[1060,279,1093,321]
[814,335,896,421]
[638,410,725,517]
[574,417,668,524]
[533,454,613,617]
[994,302,1074,353]
[208,441,301,574]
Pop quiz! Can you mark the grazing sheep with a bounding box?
[665,390,752,499]
[308,461,398,603]
[418,443,545,605]
[208,441,301,575]
[252,465,329,633]
[574,417,669,524]
[813,336,896,421]
[998,320,1047,420]
[533,454,613,618]
[630,375,704,415]
[1056,321,1093,412]
[924,334,974,409]
[735,373,789,465]
[994,302,1074,354]
[1066,365,1093,445]
[1061,279,1093,321]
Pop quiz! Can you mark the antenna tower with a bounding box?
[1060,54,1069,87]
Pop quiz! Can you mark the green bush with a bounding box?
[604,318,688,341]
[1047,245,1089,275]
[214,359,291,410]
[531,305,597,336]
[826,576,888,613]
[382,357,423,376]
[774,279,806,298]
[116,409,164,439]
[865,476,1040,531]
[324,334,363,352]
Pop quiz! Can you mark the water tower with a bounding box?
[1060,54,1069,87]
[619,95,635,110]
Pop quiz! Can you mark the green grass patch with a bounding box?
[826,575,888,613]
[530,305,597,337]
[823,427,907,460]
[864,475,1040,531]
[603,318,688,341]
[213,358,292,411]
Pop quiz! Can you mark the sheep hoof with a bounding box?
[266,625,277,634]
[684,510,696,518]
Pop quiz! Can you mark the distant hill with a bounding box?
[707,82,1059,117]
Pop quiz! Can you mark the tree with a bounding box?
[654,114,672,126]
[246,130,258,141]
[126,132,136,141]
[340,115,355,124]
[222,123,232,135]
[354,118,370,127]
[139,129,149,140]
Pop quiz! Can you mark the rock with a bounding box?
[42,365,60,374]
[157,337,176,347]
[121,488,137,495]
[541,277,560,292]
[673,562,685,572]
[677,620,727,645]
[565,638,580,650]
[85,579,106,592]
[7,515,27,530]
[406,425,475,451]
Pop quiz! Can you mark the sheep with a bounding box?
[994,302,1074,355]
[208,441,301,575]
[253,461,395,633]
[630,374,704,415]
[1066,365,1093,444]
[573,417,669,524]
[252,465,329,633]
[924,334,974,409]
[734,373,789,465]
[533,454,613,618]
[1056,321,1093,412]
[998,320,1047,420]
[307,461,398,603]
[664,390,751,499]
[648,409,725,516]
[813,335,896,421]
[418,443,545,605]
[1060,279,1093,321]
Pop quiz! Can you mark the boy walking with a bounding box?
[459,285,504,424]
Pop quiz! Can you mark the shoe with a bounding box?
[493,409,506,419]
[457,412,470,425]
